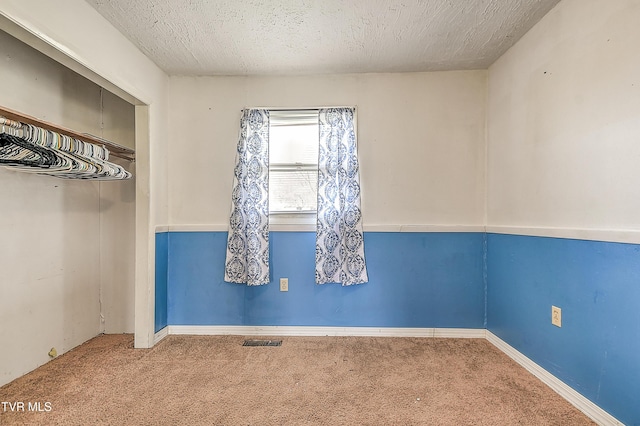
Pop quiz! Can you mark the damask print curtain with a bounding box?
[224,109,270,285]
[316,108,368,285]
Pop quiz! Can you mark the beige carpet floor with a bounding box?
[0,334,594,425]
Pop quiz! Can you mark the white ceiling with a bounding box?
[85,0,560,76]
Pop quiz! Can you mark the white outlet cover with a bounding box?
[280,278,288,292]
[551,306,562,327]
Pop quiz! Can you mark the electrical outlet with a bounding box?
[280,278,289,292]
[551,306,562,327]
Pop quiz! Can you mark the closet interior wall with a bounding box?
[0,29,135,387]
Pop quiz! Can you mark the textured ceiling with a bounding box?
[85,0,561,76]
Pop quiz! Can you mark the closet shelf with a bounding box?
[0,106,135,161]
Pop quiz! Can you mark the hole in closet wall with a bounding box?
[0,28,136,387]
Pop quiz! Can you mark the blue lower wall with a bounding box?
[154,232,169,333]
[165,231,486,328]
[487,233,640,425]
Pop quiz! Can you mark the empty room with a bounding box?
[0,0,638,424]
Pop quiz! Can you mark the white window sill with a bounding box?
[269,212,316,232]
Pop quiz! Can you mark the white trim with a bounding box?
[153,327,169,345]
[361,225,484,232]
[156,224,486,233]
[157,224,640,245]
[166,325,485,338]
[362,225,403,232]
[487,225,640,245]
[0,14,142,105]
[398,225,485,233]
[434,328,486,338]
[486,332,623,426]
[168,224,228,232]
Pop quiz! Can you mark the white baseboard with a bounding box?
[153,327,169,344]
[165,325,486,338]
[486,331,623,426]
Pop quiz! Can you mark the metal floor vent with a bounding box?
[242,339,282,347]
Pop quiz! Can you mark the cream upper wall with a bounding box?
[487,0,640,232]
[168,72,487,227]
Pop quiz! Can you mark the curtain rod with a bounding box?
[241,106,357,112]
[0,106,135,161]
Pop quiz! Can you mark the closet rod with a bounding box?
[0,106,135,161]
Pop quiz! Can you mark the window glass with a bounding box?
[269,124,318,165]
[269,110,319,214]
[269,169,318,212]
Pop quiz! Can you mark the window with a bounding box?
[268,110,319,223]
[225,107,368,285]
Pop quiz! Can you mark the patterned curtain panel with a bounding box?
[316,108,368,285]
[224,109,270,285]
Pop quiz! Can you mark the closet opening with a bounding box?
[0,27,139,387]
